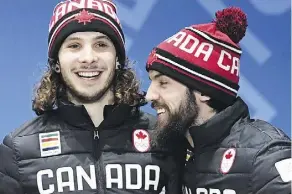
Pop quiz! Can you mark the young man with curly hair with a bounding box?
[0,1,186,193]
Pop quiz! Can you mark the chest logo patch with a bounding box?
[220,148,236,174]
[39,131,61,157]
[132,129,150,152]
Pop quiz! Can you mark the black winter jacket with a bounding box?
[0,102,186,194]
[184,97,291,194]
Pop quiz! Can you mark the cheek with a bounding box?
[100,52,116,67]
[162,92,182,112]
[59,53,77,70]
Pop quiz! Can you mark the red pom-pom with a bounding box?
[214,7,248,43]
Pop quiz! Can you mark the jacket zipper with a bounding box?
[93,130,99,158]
[92,129,105,194]
[93,130,99,140]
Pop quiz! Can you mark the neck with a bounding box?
[186,104,217,148]
[195,105,217,126]
[69,90,115,127]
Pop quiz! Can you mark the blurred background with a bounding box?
[0,0,290,140]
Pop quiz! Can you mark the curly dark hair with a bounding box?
[32,58,146,115]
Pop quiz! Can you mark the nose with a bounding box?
[78,45,97,64]
[145,83,159,102]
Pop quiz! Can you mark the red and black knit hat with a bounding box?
[48,0,125,65]
[146,7,248,105]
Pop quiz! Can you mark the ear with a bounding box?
[193,91,211,103]
[115,58,121,69]
[53,63,61,73]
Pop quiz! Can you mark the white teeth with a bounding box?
[157,108,166,114]
[77,71,100,78]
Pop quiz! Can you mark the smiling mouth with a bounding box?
[76,71,101,78]
[156,108,166,115]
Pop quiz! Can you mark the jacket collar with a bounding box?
[189,97,250,148]
[55,99,139,130]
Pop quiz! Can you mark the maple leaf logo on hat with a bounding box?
[75,9,97,25]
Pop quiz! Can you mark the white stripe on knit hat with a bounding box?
[90,13,124,44]
[102,0,117,12]
[49,14,76,49]
[186,27,242,54]
[48,11,124,51]
[156,53,238,94]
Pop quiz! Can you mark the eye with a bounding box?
[95,42,108,48]
[159,81,168,86]
[67,43,80,49]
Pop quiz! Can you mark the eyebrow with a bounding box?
[149,73,163,80]
[94,35,110,41]
[64,35,110,42]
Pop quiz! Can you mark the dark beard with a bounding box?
[151,89,198,148]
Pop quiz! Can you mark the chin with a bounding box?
[156,113,170,129]
[68,88,108,103]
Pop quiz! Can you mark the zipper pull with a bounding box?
[93,130,99,139]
